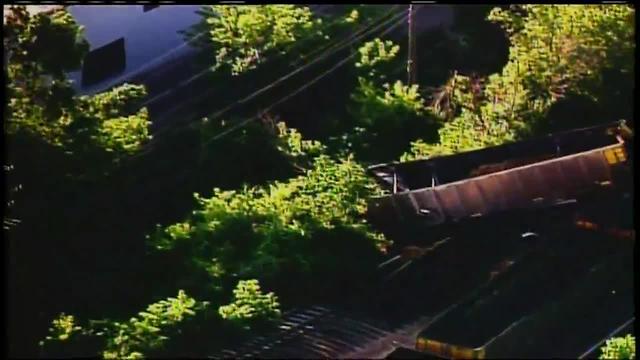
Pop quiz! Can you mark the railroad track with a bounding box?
[214,220,633,359]
[213,226,539,358]
[213,306,401,359]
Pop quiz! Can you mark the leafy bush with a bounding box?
[350,78,428,132]
[403,4,634,162]
[5,6,151,162]
[355,38,401,82]
[205,5,319,75]
[149,150,386,304]
[218,279,281,329]
[349,78,438,162]
[400,110,514,162]
[600,334,635,360]
[40,291,208,359]
[486,4,634,134]
[41,314,84,343]
[275,121,326,170]
[101,290,207,359]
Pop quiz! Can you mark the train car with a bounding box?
[412,244,634,359]
[366,121,633,247]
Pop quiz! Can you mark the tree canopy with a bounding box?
[6,4,634,359]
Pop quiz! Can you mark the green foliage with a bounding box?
[599,334,635,360]
[485,5,634,134]
[41,314,84,344]
[355,38,401,82]
[401,109,515,162]
[399,139,453,162]
[351,79,426,129]
[349,77,439,162]
[40,291,207,359]
[275,121,326,170]
[5,5,88,145]
[101,290,207,359]
[4,6,151,162]
[149,149,386,303]
[4,6,89,82]
[94,110,151,154]
[218,279,280,329]
[402,4,634,162]
[345,36,442,162]
[205,5,319,75]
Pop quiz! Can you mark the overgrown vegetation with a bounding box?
[204,5,320,75]
[218,280,281,329]
[148,133,386,304]
[402,4,634,161]
[39,291,208,359]
[599,334,635,360]
[6,4,634,358]
[4,6,151,163]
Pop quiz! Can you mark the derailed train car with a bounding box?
[215,121,633,359]
[366,121,633,247]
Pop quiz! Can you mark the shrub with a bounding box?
[40,291,208,359]
[355,38,401,82]
[600,334,635,360]
[218,279,281,329]
[205,5,319,75]
[149,152,386,304]
[403,5,634,162]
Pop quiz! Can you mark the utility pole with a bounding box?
[407,4,417,85]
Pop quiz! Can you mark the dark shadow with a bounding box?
[81,38,126,87]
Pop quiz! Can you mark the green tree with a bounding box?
[205,5,320,75]
[600,334,635,360]
[347,39,439,162]
[355,38,401,84]
[274,121,326,171]
[149,140,386,304]
[4,5,151,163]
[402,4,635,161]
[218,279,281,330]
[40,291,208,359]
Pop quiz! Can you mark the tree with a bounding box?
[4,5,151,164]
[346,39,439,163]
[149,134,386,305]
[599,334,635,360]
[402,4,635,161]
[204,5,320,75]
[40,291,208,359]
[5,7,153,357]
[218,279,281,330]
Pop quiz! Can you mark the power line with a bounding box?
[205,7,406,121]
[201,11,410,147]
[138,7,408,150]
[125,6,410,163]
[289,5,401,68]
[83,5,327,96]
[138,5,340,108]
[141,6,404,116]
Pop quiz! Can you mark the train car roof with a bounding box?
[368,121,628,192]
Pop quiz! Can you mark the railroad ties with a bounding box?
[214,185,633,358]
[214,306,406,359]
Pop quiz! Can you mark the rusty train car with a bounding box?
[366,121,633,247]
